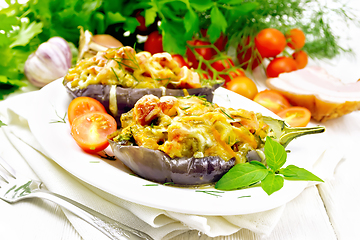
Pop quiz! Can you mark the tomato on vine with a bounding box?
[286,28,306,50]
[255,28,287,58]
[209,57,245,84]
[237,36,262,70]
[292,50,308,69]
[266,56,298,78]
[226,76,258,100]
[172,54,189,68]
[186,40,216,68]
[144,31,163,55]
[200,29,228,52]
[135,13,147,33]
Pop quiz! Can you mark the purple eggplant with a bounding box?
[108,138,236,185]
[64,81,222,127]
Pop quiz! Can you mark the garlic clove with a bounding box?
[24,36,72,87]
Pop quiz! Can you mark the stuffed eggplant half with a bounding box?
[63,46,221,127]
[108,94,325,186]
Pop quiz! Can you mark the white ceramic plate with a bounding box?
[28,79,324,215]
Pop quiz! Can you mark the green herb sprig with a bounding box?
[215,136,323,195]
[0,119,6,127]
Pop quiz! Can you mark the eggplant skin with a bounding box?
[64,82,222,127]
[108,139,236,185]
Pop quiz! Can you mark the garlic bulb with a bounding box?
[24,37,72,87]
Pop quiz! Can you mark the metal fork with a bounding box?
[0,156,153,240]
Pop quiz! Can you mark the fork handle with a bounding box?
[32,190,152,240]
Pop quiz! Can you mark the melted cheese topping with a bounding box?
[64,46,202,89]
[113,95,270,163]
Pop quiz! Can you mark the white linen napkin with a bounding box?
[0,89,337,240]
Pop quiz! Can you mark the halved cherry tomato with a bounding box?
[286,28,306,50]
[225,76,258,100]
[253,90,291,114]
[71,112,117,153]
[172,54,189,68]
[277,106,311,127]
[255,28,287,58]
[68,97,107,125]
[266,56,298,78]
[292,50,308,69]
[144,31,163,55]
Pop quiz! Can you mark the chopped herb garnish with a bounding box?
[0,120,6,127]
[238,195,251,198]
[195,190,224,197]
[220,109,235,121]
[50,109,67,124]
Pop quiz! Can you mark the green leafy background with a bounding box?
[0,0,357,99]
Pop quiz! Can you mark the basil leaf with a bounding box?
[250,160,267,169]
[215,163,269,190]
[264,136,287,171]
[280,165,324,182]
[261,172,284,195]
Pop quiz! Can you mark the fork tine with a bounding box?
[0,156,17,181]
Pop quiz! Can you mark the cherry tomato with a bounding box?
[136,14,147,33]
[277,106,311,127]
[253,90,291,114]
[211,58,234,71]
[237,36,262,70]
[144,31,163,55]
[200,29,228,51]
[185,40,199,68]
[171,54,189,68]
[71,112,117,153]
[223,68,246,84]
[68,97,107,125]
[226,76,258,100]
[255,28,287,58]
[266,56,298,78]
[286,28,306,50]
[209,58,245,84]
[186,40,216,68]
[292,50,308,69]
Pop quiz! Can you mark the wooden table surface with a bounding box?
[0,1,359,239]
